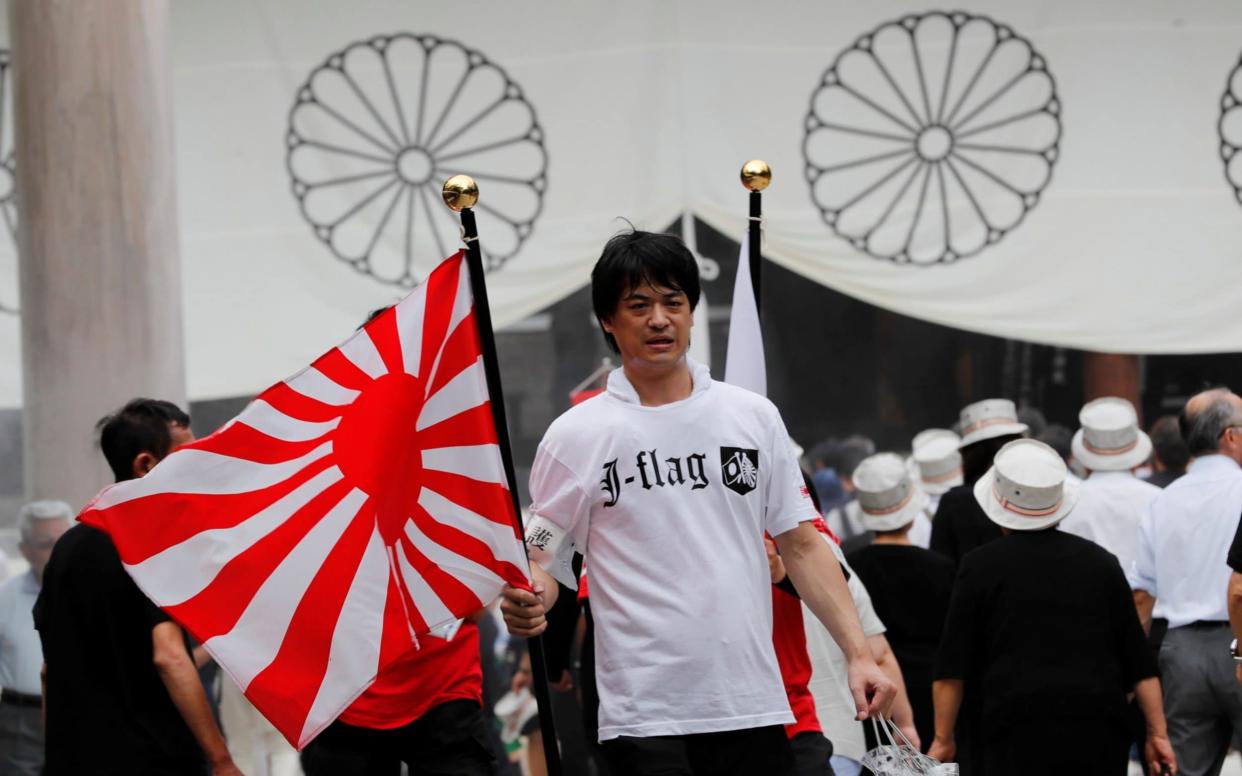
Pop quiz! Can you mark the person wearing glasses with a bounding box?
[1133,388,1242,776]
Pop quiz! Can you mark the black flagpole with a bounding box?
[741,160,770,314]
[443,176,564,776]
[748,189,762,314]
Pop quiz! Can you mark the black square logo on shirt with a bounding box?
[720,447,759,495]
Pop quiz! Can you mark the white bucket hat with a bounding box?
[974,439,1080,531]
[958,398,1029,448]
[1070,397,1152,472]
[912,429,964,495]
[854,453,928,532]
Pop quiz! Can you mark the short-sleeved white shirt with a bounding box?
[0,570,44,695]
[525,359,817,740]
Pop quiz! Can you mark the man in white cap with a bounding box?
[929,399,1028,566]
[1140,388,1242,776]
[844,454,955,754]
[930,439,1177,775]
[1058,397,1160,572]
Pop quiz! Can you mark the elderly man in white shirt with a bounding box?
[1060,397,1160,572]
[0,500,72,776]
[1130,388,1242,776]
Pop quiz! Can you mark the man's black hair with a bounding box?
[96,398,191,482]
[1149,414,1190,471]
[960,433,1023,484]
[360,306,392,330]
[590,230,700,353]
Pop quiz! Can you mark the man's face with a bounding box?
[601,281,693,366]
[22,518,70,583]
[1219,393,1242,465]
[169,423,195,452]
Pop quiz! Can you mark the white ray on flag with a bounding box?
[418,487,527,569]
[404,520,507,602]
[417,358,488,432]
[393,541,457,630]
[723,234,766,397]
[297,527,389,746]
[127,467,346,606]
[396,287,427,378]
[426,267,476,391]
[94,442,334,510]
[237,400,342,442]
[422,444,506,484]
[338,329,387,379]
[286,367,360,406]
[206,486,369,689]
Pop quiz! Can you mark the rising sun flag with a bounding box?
[79,251,531,748]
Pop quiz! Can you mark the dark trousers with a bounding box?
[600,725,794,776]
[0,701,43,776]
[1159,624,1242,776]
[790,731,835,776]
[300,699,495,776]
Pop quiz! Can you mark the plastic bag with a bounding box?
[860,717,958,776]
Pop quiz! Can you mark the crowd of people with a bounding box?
[0,228,1239,776]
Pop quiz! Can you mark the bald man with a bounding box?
[1135,388,1242,776]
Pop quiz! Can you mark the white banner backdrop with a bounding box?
[1,0,1241,405]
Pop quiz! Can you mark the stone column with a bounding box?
[1083,352,1142,423]
[11,0,185,508]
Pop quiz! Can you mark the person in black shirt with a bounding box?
[930,439,1177,776]
[34,399,240,776]
[929,398,1028,566]
[845,454,954,753]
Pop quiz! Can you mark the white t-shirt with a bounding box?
[525,359,817,740]
[1058,470,1159,575]
[802,538,886,761]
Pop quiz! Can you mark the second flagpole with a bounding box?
[741,159,771,314]
[442,175,564,776]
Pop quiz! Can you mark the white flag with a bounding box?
[723,234,765,396]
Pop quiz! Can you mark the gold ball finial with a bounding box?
[441,174,479,211]
[740,159,772,192]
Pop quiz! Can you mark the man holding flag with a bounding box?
[502,230,895,776]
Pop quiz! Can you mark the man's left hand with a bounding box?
[846,656,897,720]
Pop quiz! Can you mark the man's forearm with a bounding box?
[153,625,232,768]
[1134,589,1155,635]
[776,526,867,659]
[932,679,963,744]
[1228,573,1242,644]
[529,562,560,610]
[1134,676,1168,737]
[871,636,915,733]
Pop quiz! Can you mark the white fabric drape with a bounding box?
[2,0,1241,405]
